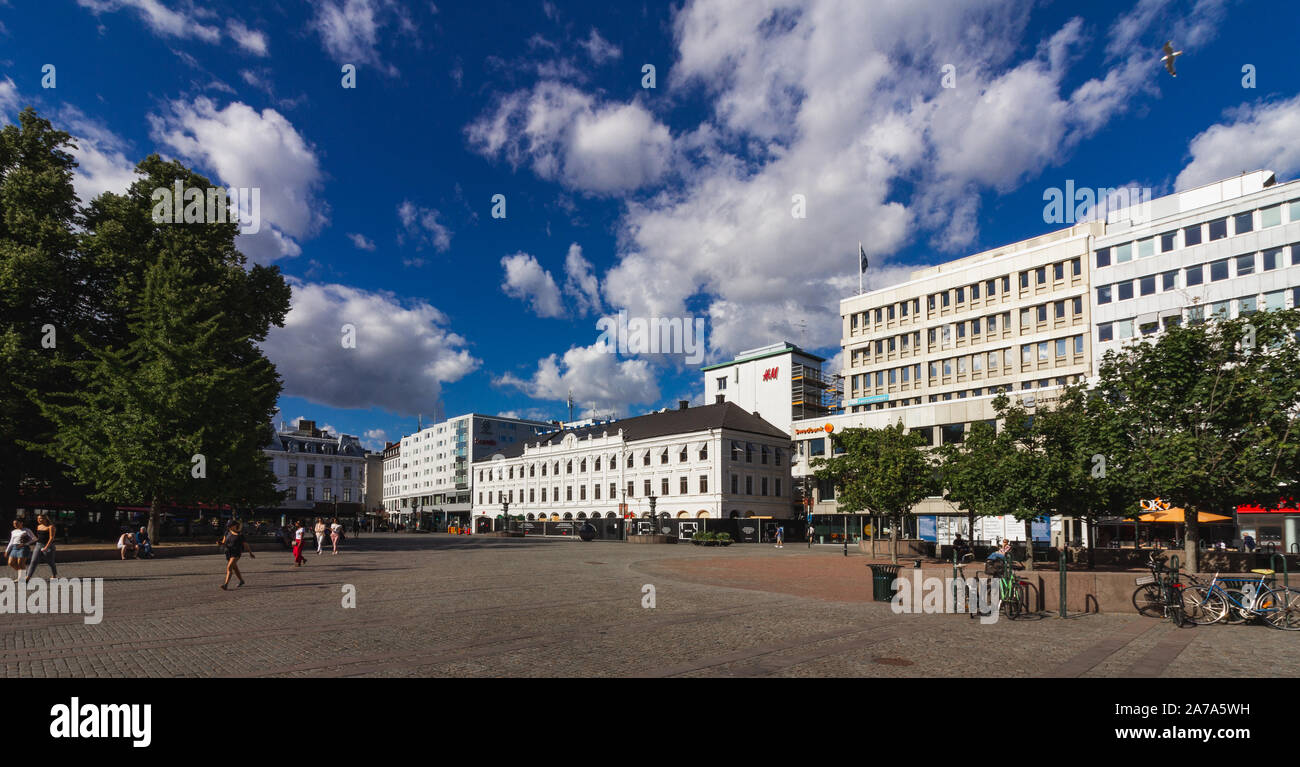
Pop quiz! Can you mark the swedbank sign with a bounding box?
[794,424,834,436]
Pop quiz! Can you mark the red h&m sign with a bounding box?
[762,367,779,381]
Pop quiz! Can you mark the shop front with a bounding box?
[1237,503,1300,553]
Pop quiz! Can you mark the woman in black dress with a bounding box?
[219,521,254,590]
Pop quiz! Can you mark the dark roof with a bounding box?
[483,402,788,460]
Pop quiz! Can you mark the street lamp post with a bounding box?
[501,500,509,533]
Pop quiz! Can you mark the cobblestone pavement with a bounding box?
[2,534,1295,678]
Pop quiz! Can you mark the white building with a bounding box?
[703,342,838,437]
[471,401,792,528]
[382,413,554,528]
[263,419,368,515]
[1091,170,1300,361]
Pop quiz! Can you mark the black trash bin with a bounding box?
[578,523,596,542]
[868,564,902,602]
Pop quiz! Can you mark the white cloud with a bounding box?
[563,243,601,315]
[76,0,221,43]
[580,28,622,63]
[1176,95,1300,191]
[468,0,1223,356]
[310,0,412,77]
[261,279,480,416]
[227,20,269,56]
[397,200,452,251]
[150,97,326,263]
[495,341,661,416]
[466,82,672,195]
[362,428,388,450]
[348,233,377,251]
[501,252,564,318]
[0,77,19,117]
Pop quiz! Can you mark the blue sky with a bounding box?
[2,0,1297,450]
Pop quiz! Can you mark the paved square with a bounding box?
[2,534,1295,677]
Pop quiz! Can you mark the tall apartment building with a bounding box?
[263,419,368,516]
[471,401,791,528]
[789,221,1104,545]
[1091,170,1300,363]
[382,413,554,528]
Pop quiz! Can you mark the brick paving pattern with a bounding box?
[2,534,1294,677]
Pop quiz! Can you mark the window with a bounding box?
[627,481,634,498]
[941,291,950,307]
[808,439,825,457]
[1021,308,1032,326]
[928,294,936,311]
[306,487,314,501]
[660,450,668,465]
[609,483,616,498]
[643,479,651,496]
[1072,297,1083,315]
[955,286,965,303]
[1293,243,1300,266]
[1037,341,1048,361]
[1097,285,1112,304]
[1054,301,1065,319]
[322,488,332,501]
[1233,211,1253,235]
[1118,281,1134,301]
[1210,259,1229,282]
[761,477,769,496]
[343,466,351,480]
[1095,247,1111,268]
[1188,306,1206,325]
[972,318,981,335]
[716,375,727,391]
[1208,218,1228,240]
[941,424,965,445]
[1139,320,1158,336]
[1054,262,1064,281]
[972,354,983,371]
[1261,205,1282,228]
[1186,264,1204,286]
[1002,276,1010,293]
[1098,323,1113,342]
[986,279,997,296]
[1138,239,1154,259]
[1263,247,1281,271]
[1073,335,1084,354]
[1212,301,1230,319]
[1020,271,1029,289]
[1037,305,1048,323]
[775,479,782,497]
[593,484,600,500]
[1072,257,1082,276]
[1184,224,1202,246]
[1240,297,1258,316]
[1236,253,1255,276]
[288,462,298,477]
[1116,243,1132,263]
[1021,345,1032,364]
[1161,271,1177,291]
[306,464,315,478]
[988,350,1000,368]
[970,283,979,299]
[1036,267,1047,285]
[1118,319,1134,339]
[1055,338,1066,357]
[957,357,966,374]
[1140,275,1155,296]
[956,323,965,339]
[888,304,896,320]
[745,476,753,495]
[1265,290,1286,312]
[1160,231,1177,251]
[643,452,650,466]
[699,443,708,460]
[580,485,587,500]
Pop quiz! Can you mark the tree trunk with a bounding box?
[1086,520,1096,570]
[890,515,899,565]
[148,495,162,544]
[1023,519,1035,571]
[1182,506,1199,574]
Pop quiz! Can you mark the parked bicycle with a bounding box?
[985,554,1028,620]
[1181,569,1300,630]
[1132,553,1198,627]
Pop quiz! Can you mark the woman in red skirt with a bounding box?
[292,520,307,566]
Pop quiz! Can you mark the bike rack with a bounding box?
[1272,553,1289,589]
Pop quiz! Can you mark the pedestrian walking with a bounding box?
[292,521,307,567]
[314,518,327,555]
[330,518,343,555]
[6,519,37,579]
[26,514,57,578]
[219,521,254,590]
[774,524,784,548]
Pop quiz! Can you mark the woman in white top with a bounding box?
[7,519,37,577]
[117,530,138,560]
[329,518,343,555]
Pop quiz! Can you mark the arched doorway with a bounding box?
[577,512,587,520]
[676,511,689,518]
[606,512,617,519]
[697,510,709,518]
[744,511,754,518]
[728,510,739,518]
[526,513,535,520]
[563,512,573,520]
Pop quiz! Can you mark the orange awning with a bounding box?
[1137,509,1231,523]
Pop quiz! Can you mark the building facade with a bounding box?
[1090,170,1300,365]
[382,413,554,528]
[787,221,1104,545]
[263,419,368,517]
[703,342,839,436]
[471,402,792,527]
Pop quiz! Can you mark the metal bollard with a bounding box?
[1272,553,1288,588]
[1059,548,1067,618]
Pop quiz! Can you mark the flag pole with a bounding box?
[858,241,864,295]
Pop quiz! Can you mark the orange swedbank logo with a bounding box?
[795,424,835,435]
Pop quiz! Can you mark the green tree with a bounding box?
[937,419,1009,556]
[1089,310,1300,571]
[0,108,84,522]
[812,423,934,564]
[28,252,284,541]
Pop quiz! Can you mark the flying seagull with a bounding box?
[1162,40,1182,77]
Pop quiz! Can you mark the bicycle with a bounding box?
[1132,553,1193,626]
[951,552,985,619]
[985,556,1028,620]
[1182,569,1300,630]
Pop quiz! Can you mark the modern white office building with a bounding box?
[264,419,368,515]
[703,342,839,436]
[470,401,792,529]
[785,221,1104,546]
[382,413,554,528]
[1090,170,1300,362]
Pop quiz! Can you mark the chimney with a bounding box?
[715,394,725,404]
[678,400,689,410]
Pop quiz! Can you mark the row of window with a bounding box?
[285,486,353,502]
[1098,290,1294,342]
[1097,245,1299,305]
[478,445,714,482]
[847,258,1085,334]
[478,472,785,505]
[284,463,358,480]
[1096,201,1300,269]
